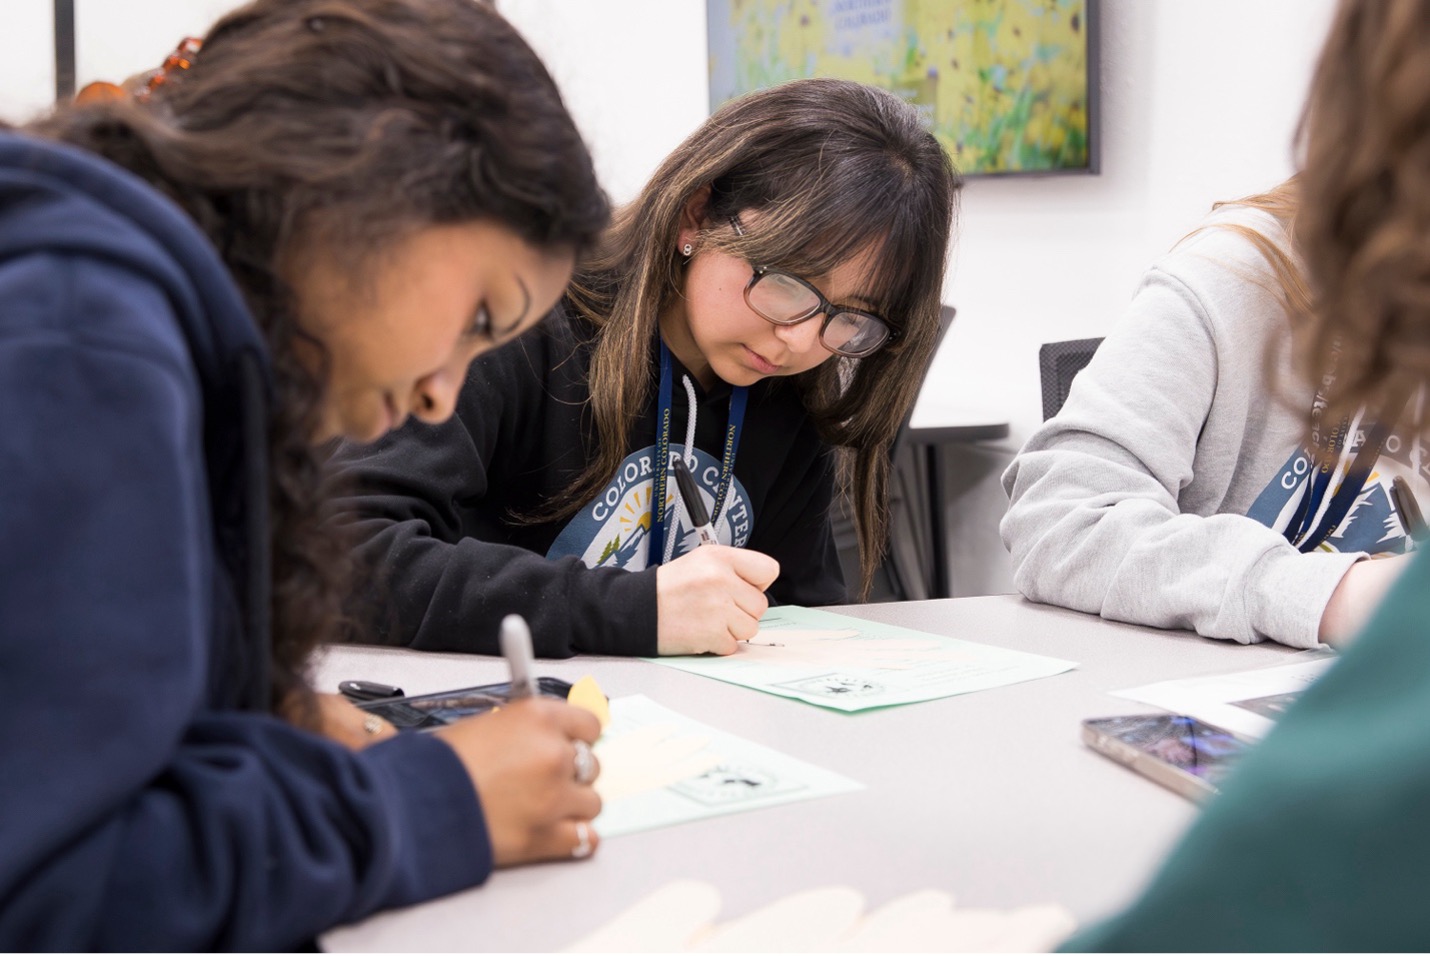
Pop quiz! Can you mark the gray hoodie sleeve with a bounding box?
[1000,217,1361,648]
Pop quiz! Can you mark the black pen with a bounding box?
[670,456,718,546]
[1390,476,1428,543]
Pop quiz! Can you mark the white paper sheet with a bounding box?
[648,605,1077,712]
[592,695,862,838]
[565,880,1078,953]
[1112,650,1337,740]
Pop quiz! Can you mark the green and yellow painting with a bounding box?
[707,0,1094,175]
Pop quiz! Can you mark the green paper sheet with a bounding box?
[649,605,1077,712]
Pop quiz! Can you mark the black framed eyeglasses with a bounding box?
[729,218,896,358]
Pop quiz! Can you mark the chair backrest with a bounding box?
[1039,337,1103,421]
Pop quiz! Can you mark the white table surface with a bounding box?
[316,595,1295,953]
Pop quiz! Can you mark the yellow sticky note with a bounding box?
[568,675,610,730]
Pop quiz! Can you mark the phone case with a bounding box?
[1081,719,1223,803]
[355,677,574,731]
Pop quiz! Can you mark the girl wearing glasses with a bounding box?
[1,0,608,948]
[335,78,960,657]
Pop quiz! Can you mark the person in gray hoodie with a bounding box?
[1001,183,1423,649]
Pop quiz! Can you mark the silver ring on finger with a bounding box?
[572,739,597,785]
[572,821,593,860]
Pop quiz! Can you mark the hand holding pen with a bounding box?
[652,457,780,656]
[501,613,598,807]
[430,612,603,865]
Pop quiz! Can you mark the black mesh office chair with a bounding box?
[1039,337,1103,420]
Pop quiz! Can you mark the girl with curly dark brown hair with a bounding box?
[0,0,611,948]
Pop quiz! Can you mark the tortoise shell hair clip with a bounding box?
[75,36,202,105]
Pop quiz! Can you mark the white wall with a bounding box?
[73,0,240,91]
[1,0,1341,597]
[498,0,712,204]
[0,0,54,121]
[0,0,241,124]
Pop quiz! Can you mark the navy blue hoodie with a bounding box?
[0,132,490,950]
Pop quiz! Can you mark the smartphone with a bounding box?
[1082,713,1249,802]
[351,677,574,732]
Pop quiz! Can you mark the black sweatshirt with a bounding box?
[332,306,846,658]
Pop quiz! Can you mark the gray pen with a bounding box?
[500,614,539,699]
[670,455,718,546]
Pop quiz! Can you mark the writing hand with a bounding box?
[655,545,780,655]
[435,698,602,866]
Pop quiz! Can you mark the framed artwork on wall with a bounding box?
[707,0,1099,176]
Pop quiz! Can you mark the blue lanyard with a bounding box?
[1283,337,1390,552]
[1285,417,1392,552]
[1304,421,1392,551]
[648,341,748,566]
[1284,418,1347,548]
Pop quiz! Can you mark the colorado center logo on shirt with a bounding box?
[547,445,753,571]
[1247,430,1427,554]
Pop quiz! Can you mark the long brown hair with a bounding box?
[28,0,607,711]
[558,79,960,597]
[1297,0,1430,431]
[1194,179,1312,321]
[1175,180,1317,417]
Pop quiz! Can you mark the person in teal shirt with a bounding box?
[1067,0,1430,949]
[1067,552,1430,951]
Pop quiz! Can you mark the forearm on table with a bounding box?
[352,521,658,657]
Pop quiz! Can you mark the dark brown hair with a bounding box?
[560,78,961,597]
[1297,0,1430,430]
[29,0,607,712]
